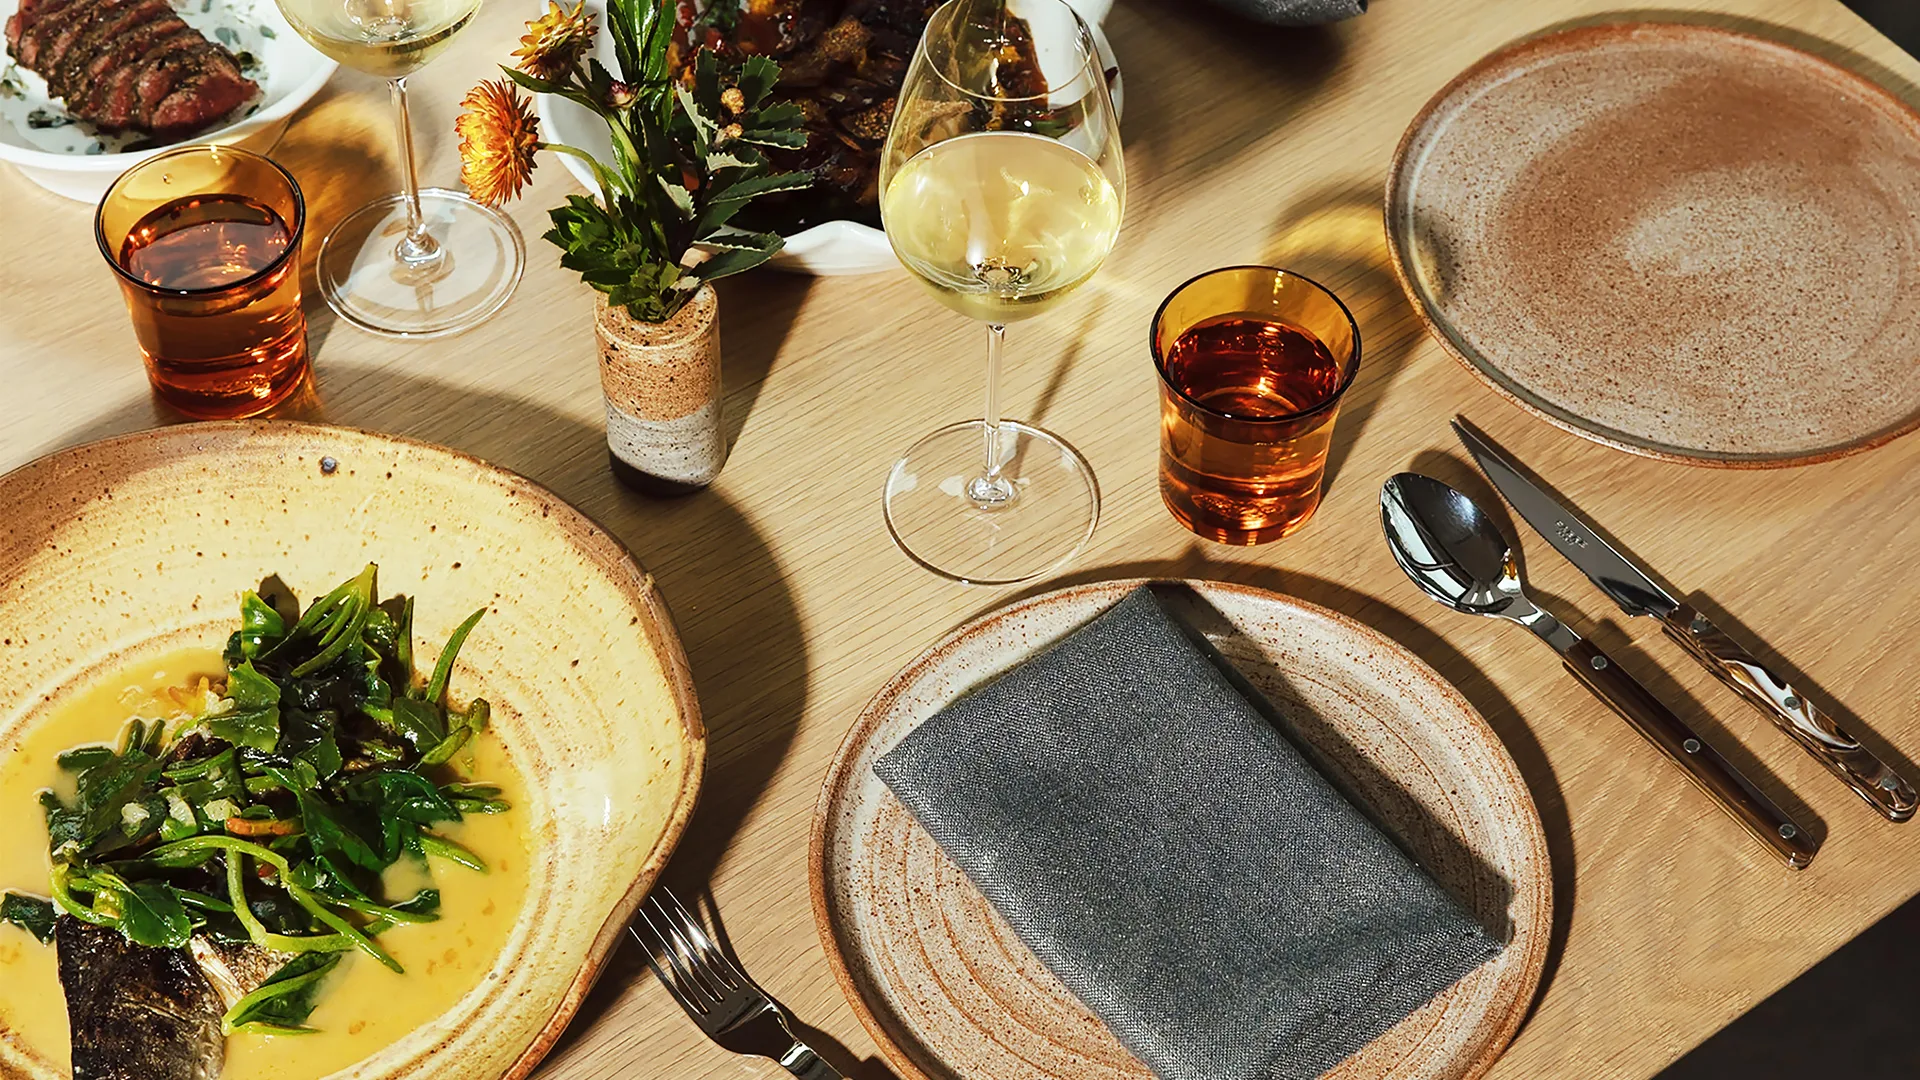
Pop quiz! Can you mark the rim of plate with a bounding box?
[809,577,1553,1080]
[0,420,707,1080]
[1383,20,1920,468]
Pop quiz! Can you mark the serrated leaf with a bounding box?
[657,175,696,218]
[736,128,807,149]
[697,226,780,252]
[707,169,813,205]
[737,54,778,109]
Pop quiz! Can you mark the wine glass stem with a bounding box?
[968,322,1016,508]
[388,76,441,267]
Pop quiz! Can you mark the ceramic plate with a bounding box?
[0,422,704,1080]
[0,0,335,202]
[812,580,1550,1080]
[1387,22,1920,466]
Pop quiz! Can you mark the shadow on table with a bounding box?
[1000,546,1576,1027]
[58,370,816,1061]
[1535,9,1920,110]
[1266,182,1425,499]
[1107,0,1349,211]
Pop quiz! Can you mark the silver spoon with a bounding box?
[1380,472,1817,869]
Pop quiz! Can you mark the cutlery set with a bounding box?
[1382,419,1914,868]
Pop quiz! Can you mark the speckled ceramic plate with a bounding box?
[0,422,704,1080]
[811,580,1550,1080]
[1387,22,1920,466]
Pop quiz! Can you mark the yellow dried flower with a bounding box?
[720,87,745,114]
[456,79,541,207]
[513,0,595,81]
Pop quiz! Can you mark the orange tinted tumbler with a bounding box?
[96,146,310,419]
[1153,267,1360,545]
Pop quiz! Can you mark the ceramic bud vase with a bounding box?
[596,286,726,496]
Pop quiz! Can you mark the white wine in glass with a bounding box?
[879,0,1124,584]
[882,131,1122,325]
[276,0,524,337]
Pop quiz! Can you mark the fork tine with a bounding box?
[647,896,733,1004]
[636,903,716,1014]
[660,890,747,991]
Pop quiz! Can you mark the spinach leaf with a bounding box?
[422,608,486,704]
[222,951,342,1036]
[274,771,383,873]
[100,875,193,948]
[421,699,489,766]
[57,745,115,771]
[386,697,444,750]
[226,661,281,709]
[348,771,458,863]
[277,709,343,781]
[237,591,287,659]
[46,749,163,861]
[209,708,280,754]
[0,891,55,943]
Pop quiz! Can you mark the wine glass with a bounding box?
[275,0,524,337]
[879,0,1124,585]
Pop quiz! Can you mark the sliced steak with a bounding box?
[149,53,252,135]
[47,0,173,99]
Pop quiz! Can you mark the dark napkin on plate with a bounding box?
[1202,0,1366,27]
[873,587,1500,1080]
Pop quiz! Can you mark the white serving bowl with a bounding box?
[536,0,1120,276]
[0,0,335,202]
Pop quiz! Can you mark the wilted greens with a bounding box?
[0,565,510,1036]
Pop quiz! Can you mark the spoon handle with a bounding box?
[1561,637,1820,869]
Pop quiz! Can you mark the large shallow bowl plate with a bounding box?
[537,0,1122,276]
[1388,22,1920,466]
[0,0,335,202]
[0,422,704,1080]
[812,580,1550,1080]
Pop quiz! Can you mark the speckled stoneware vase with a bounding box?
[596,287,726,495]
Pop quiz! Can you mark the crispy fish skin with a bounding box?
[54,916,224,1080]
[189,935,283,1011]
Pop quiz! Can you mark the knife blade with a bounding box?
[1452,416,1916,822]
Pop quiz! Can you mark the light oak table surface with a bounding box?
[4,0,1919,1077]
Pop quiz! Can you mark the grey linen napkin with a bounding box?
[1201,0,1365,26]
[873,587,1500,1080]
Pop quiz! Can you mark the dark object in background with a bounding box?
[1202,0,1366,27]
[3,0,259,139]
[55,916,225,1080]
[1656,892,1920,1079]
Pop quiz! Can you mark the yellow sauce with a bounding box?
[0,649,531,1080]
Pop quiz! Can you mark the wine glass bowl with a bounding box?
[273,0,523,338]
[878,0,1124,585]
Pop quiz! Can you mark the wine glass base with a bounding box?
[884,420,1099,585]
[317,188,525,339]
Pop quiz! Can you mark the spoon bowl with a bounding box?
[1379,473,1529,617]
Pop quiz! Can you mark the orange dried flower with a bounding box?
[513,0,595,81]
[456,79,541,207]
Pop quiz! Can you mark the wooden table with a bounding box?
[5,0,1919,1076]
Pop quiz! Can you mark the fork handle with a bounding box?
[779,1042,845,1080]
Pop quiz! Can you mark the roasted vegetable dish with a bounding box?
[0,566,509,1079]
[672,0,943,231]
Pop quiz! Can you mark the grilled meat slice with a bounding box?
[3,0,259,140]
[54,916,225,1080]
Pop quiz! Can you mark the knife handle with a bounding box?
[1661,604,1916,823]
[1561,637,1820,868]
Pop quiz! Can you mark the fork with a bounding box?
[631,889,846,1080]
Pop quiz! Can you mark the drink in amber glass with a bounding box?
[1152,266,1360,545]
[96,146,310,419]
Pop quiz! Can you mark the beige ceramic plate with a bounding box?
[0,422,704,1080]
[1387,22,1920,466]
[812,580,1550,1080]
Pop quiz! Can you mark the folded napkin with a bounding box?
[873,587,1500,1080]
[1203,0,1366,26]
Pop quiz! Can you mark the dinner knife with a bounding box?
[1453,417,1917,823]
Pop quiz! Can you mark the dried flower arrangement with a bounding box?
[455,0,812,322]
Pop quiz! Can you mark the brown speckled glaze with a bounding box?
[596,288,720,423]
[0,422,705,1080]
[1387,23,1920,467]
[811,581,1550,1080]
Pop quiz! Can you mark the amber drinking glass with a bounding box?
[96,145,310,419]
[1152,266,1360,545]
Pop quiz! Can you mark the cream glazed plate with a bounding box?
[812,579,1551,1080]
[0,422,704,1080]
